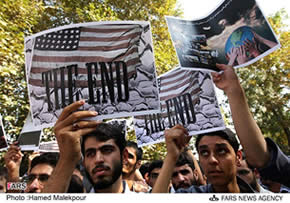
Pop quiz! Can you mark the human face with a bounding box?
[237,160,255,186]
[25,164,53,193]
[83,137,122,190]
[122,147,137,175]
[148,168,161,187]
[172,164,195,190]
[198,136,238,188]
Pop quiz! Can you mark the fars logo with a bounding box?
[7,182,27,191]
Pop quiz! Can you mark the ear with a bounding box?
[236,150,242,167]
[122,148,129,165]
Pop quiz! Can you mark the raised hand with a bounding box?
[236,45,248,65]
[53,100,101,164]
[4,142,23,181]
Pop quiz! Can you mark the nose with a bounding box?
[176,173,185,182]
[28,178,42,193]
[95,151,105,164]
[208,154,218,165]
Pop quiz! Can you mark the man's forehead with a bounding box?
[174,164,192,172]
[30,163,54,174]
[198,136,232,149]
[151,167,161,173]
[84,137,117,149]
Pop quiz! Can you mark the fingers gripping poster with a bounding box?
[25,21,160,127]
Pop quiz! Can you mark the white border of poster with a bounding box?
[25,21,160,128]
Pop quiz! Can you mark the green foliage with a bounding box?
[0,0,44,139]
[236,10,290,154]
[1,0,288,162]
[0,0,182,143]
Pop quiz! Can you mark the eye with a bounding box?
[199,150,209,157]
[217,148,227,155]
[86,150,96,158]
[101,146,114,154]
[180,169,190,175]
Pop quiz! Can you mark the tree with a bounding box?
[236,10,290,154]
[0,0,44,139]
[0,0,182,141]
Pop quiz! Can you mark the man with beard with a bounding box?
[237,153,270,193]
[171,151,198,190]
[42,100,131,193]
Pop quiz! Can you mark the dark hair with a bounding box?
[30,152,59,172]
[67,175,84,193]
[175,151,195,171]
[148,160,163,176]
[126,141,143,161]
[139,162,150,178]
[195,128,240,154]
[81,123,126,156]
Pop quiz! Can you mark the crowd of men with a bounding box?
[0,64,289,193]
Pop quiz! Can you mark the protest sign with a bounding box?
[18,113,42,151]
[25,21,160,128]
[39,140,59,153]
[166,0,280,72]
[0,114,8,151]
[134,67,225,147]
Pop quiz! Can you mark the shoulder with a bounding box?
[176,184,212,193]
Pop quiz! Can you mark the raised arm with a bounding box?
[152,124,189,193]
[42,100,100,193]
[211,64,270,168]
[4,142,23,193]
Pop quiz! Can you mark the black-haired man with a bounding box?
[122,141,149,192]
[4,142,59,193]
[122,141,143,180]
[24,153,59,193]
[171,151,198,190]
[152,125,255,193]
[42,101,131,193]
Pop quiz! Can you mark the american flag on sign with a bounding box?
[26,22,160,128]
[134,67,225,147]
[158,67,200,116]
[29,24,142,87]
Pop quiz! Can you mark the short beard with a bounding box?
[94,160,122,190]
[85,157,123,191]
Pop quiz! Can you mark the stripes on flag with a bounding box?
[29,24,143,87]
[135,67,200,123]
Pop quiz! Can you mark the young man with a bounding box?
[152,126,255,193]
[42,101,131,193]
[24,153,59,193]
[4,142,59,193]
[147,160,163,189]
[237,152,270,193]
[171,151,198,190]
[122,141,143,180]
[211,64,290,187]
[122,141,149,192]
